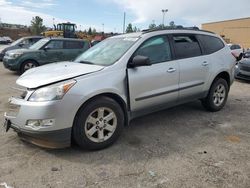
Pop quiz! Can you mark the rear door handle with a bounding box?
[167,68,176,73]
[202,61,209,66]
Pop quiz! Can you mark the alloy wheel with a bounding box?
[213,84,226,106]
[84,107,117,143]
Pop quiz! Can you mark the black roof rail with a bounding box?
[142,26,215,34]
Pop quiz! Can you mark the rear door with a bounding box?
[62,40,87,61]
[170,34,210,101]
[127,35,179,112]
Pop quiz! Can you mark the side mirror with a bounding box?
[129,55,151,67]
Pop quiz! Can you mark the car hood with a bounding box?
[1,45,24,53]
[6,48,38,55]
[17,62,104,88]
[1,46,15,54]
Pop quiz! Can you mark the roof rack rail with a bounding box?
[142,26,215,34]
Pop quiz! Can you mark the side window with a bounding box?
[28,38,37,45]
[32,38,41,44]
[134,36,172,64]
[64,41,84,49]
[172,35,202,59]
[22,39,30,45]
[28,38,33,44]
[197,35,225,54]
[46,40,63,49]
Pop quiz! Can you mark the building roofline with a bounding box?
[202,17,250,25]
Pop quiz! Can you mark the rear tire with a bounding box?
[202,78,229,112]
[73,96,124,150]
[20,60,38,74]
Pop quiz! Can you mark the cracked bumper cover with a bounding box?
[4,97,73,149]
[4,117,71,149]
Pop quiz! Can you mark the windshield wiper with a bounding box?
[77,60,95,65]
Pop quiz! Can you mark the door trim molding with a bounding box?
[135,82,204,101]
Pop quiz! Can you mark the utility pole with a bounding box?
[161,9,168,28]
[123,12,126,33]
[102,23,104,33]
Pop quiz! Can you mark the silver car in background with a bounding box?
[235,51,250,81]
[4,28,236,150]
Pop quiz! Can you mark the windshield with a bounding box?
[75,37,138,66]
[29,39,49,50]
[11,38,24,46]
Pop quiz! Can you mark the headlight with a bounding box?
[29,80,76,102]
[8,52,23,58]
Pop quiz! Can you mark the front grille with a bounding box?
[240,65,250,72]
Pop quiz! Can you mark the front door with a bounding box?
[127,35,179,112]
[39,40,64,65]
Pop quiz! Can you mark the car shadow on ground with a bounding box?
[28,100,227,164]
[235,78,250,84]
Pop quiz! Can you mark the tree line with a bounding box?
[29,16,98,35]
[30,15,181,35]
[125,21,178,33]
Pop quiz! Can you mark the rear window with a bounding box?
[230,44,241,50]
[172,35,202,59]
[64,41,85,49]
[197,35,225,55]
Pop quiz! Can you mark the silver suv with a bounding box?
[4,28,236,150]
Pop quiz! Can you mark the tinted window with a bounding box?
[64,41,84,49]
[134,36,172,64]
[28,38,39,45]
[173,35,202,59]
[197,35,225,54]
[33,38,42,43]
[46,40,63,49]
[230,44,241,50]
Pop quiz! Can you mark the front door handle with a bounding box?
[167,68,176,73]
[202,61,209,66]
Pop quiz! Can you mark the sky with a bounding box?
[0,0,250,33]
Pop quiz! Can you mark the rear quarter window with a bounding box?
[197,35,225,55]
[64,41,85,49]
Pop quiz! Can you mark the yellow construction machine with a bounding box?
[43,22,77,38]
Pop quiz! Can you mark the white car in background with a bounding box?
[228,43,243,57]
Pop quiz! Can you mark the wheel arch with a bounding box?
[20,59,39,70]
[73,92,129,128]
[213,71,231,89]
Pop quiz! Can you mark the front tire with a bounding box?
[73,96,124,150]
[20,60,38,74]
[202,78,229,112]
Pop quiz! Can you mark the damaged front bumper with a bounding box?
[3,96,72,149]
